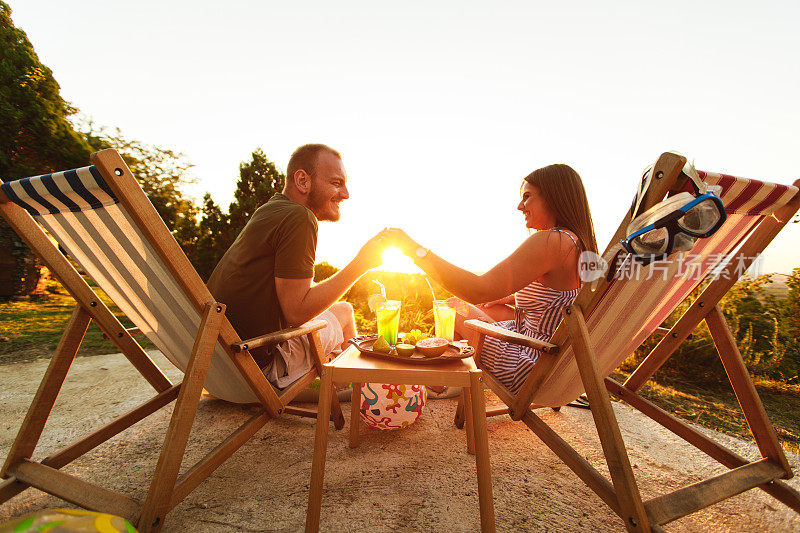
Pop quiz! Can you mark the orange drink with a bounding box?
[433,300,456,341]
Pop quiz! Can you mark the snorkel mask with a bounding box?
[621,158,727,265]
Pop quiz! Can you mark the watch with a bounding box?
[415,246,430,260]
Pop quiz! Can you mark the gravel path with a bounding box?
[1,351,799,532]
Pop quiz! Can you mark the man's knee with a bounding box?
[329,300,353,318]
[328,301,354,328]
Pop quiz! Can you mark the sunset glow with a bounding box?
[10,1,798,274]
[379,247,421,274]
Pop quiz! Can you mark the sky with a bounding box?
[7,0,800,275]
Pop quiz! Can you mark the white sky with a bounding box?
[8,0,799,274]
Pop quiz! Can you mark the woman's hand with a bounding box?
[384,228,420,257]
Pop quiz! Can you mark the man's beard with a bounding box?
[308,185,340,222]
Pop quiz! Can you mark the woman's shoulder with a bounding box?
[523,227,580,252]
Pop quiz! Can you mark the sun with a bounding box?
[380,247,421,274]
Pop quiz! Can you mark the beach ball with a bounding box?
[0,508,136,532]
[359,383,427,430]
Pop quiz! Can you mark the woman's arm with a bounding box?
[387,228,565,305]
[480,294,515,307]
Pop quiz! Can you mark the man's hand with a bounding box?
[354,229,392,272]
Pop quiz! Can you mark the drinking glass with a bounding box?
[432,300,456,341]
[376,300,401,345]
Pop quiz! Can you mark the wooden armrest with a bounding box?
[232,320,327,353]
[654,326,693,340]
[464,319,560,354]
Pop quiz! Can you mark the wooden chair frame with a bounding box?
[456,152,800,531]
[0,149,344,532]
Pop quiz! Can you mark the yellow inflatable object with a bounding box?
[0,509,137,533]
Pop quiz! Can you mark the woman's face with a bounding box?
[518,182,556,230]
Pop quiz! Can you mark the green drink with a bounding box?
[376,300,401,345]
[433,300,456,341]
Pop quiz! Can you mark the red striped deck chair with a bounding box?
[458,152,800,531]
[0,149,344,532]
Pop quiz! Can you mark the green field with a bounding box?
[0,281,154,364]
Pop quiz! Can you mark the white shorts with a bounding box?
[265,309,344,389]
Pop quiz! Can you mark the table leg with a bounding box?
[469,370,495,533]
[454,389,466,429]
[463,385,475,455]
[349,382,361,448]
[306,366,334,532]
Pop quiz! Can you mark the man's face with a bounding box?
[307,151,349,222]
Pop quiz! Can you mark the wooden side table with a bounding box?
[305,345,495,532]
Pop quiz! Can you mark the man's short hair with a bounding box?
[286,144,341,179]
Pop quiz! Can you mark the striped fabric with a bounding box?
[0,166,118,215]
[481,282,580,393]
[2,166,258,403]
[530,172,798,407]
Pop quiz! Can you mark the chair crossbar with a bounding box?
[11,460,141,522]
[706,306,791,471]
[644,459,785,526]
[44,386,181,468]
[170,411,271,510]
[0,385,179,504]
[521,410,621,516]
[605,379,800,513]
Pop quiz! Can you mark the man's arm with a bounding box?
[275,232,386,326]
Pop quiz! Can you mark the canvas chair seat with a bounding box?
[459,152,800,531]
[0,149,344,531]
[2,165,259,402]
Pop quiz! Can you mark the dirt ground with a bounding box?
[1,351,799,532]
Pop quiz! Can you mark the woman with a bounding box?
[388,164,597,393]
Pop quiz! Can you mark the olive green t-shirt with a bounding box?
[207,193,318,367]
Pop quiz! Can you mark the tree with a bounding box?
[0,1,93,298]
[227,148,285,239]
[314,261,339,282]
[78,120,198,239]
[190,148,285,279]
[0,1,92,179]
[192,193,230,280]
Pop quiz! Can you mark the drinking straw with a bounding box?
[424,276,436,303]
[372,279,387,299]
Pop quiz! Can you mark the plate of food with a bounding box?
[349,334,475,365]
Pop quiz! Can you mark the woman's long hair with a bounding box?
[524,164,598,254]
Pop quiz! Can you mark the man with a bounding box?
[207,144,385,388]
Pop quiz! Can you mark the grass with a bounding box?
[611,370,800,455]
[0,280,154,364]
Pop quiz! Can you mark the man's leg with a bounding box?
[325,301,356,394]
[327,301,356,352]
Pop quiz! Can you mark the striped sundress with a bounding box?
[480,232,581,393]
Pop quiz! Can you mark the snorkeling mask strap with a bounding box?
[630,155,710,220]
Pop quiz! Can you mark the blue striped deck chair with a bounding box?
[0,149,344,532]
[456,152,800,531]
